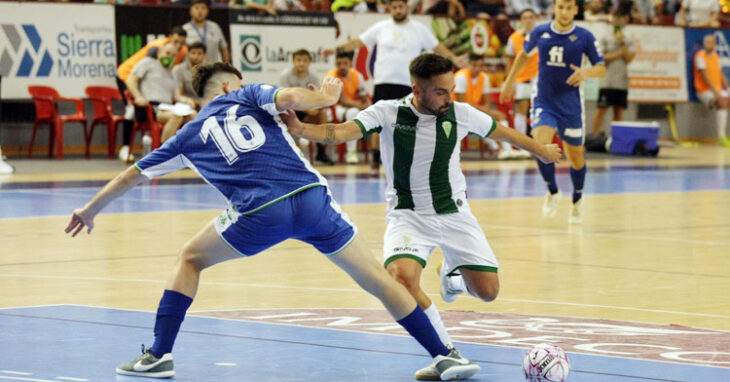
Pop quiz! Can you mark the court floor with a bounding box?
[0,145,729,381]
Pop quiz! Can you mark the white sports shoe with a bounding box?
[568,199,584,224]
[415,363,441,381]
[438,260,463,303]
[345,150,358,164]
[434,349,480,380]
[0,159,14,174]
[541,191,562,217]
[118,145,135,162]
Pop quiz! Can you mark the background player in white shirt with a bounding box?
[281,53,561,380]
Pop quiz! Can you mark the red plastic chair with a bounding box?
[27,86,89,160]
[124,91,162,163]
[85,86,126,159]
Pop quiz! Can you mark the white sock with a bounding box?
[484,138,500,150]
[424,303,452,347]
[501,140,513,151]
[346,140,356,152]
[717,110,728,139]
[514,113,527,135]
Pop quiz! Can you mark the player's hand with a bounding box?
[536,143,562,164]
[500,83,515,103]
[566,64,586,87]
[65,207,95,237]
[280,109,303,136]
[319,76,343,106]
[323,48,336,57]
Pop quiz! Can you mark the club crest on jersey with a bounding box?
[541,32,551,39]
[569,34,578,42]
[441,121,453,138]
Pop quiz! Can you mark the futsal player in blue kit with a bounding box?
[65,62,480,380]
[501,0,605,224]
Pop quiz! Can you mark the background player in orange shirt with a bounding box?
[505,9,539,142]
[453,54,529,159]
[694,34,730,147]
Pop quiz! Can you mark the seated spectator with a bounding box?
[273,0,307,10]
[630,0,659,23]
[409,0,465,18]
[324,50,372,164]
[677,0,720,27]
[173,42,207,109]
[454,54,529,159]
[116,26,188,162]
[230,0,277,14]
[279,49,334,165]
[126,43,198,144]
[584,0,613,22]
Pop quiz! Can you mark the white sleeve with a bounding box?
[354,101,387,136]
[419,22,439,51]
[454,74,468,94]
[465,104,496,137]
[360,21,383,47]
[505,37,515,57]
[696,55,706,70]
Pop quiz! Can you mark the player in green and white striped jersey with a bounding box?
[281,53,562,380]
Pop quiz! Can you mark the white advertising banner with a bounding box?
[0,3,117,99]
[230,12,336,86]
[579,21,687,103]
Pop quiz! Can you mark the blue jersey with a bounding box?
[524,22,604,117]
[135,83,326,215]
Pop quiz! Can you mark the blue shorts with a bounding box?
[214,185,357,256]
[531,105,585,146]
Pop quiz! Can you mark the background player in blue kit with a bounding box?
[65,62,480,380]
[501,0,606,224]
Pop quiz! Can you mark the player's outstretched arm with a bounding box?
[65,166,147,237]
[275,77,343,111]
[489,123,562,164]
[280,110,363,145]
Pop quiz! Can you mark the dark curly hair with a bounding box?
[409,53,455,82]
[192,62,242,98]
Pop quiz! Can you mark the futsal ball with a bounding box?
[522,343,570,382]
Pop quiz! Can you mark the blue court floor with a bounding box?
[1,165,729,219]
[0,305,728,382]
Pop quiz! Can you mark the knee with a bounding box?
[386,265,421,295]
[468,279,500,302]
[178,242,205,272]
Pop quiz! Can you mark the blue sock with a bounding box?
[149,289,193,358]
[570,165,587,203]
[397,306,450,358]
[537,160,558,194]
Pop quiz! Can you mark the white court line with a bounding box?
[55,377,88,381]
[1,273,728,320]
[213,363,237,367]
[0,372,31,376]
[11,188,225,209]
[0,376,57,382]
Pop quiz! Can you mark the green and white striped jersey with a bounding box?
[354,94,497,215]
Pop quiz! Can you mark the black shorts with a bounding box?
[373,84,412,103]
[597,88,628,109]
